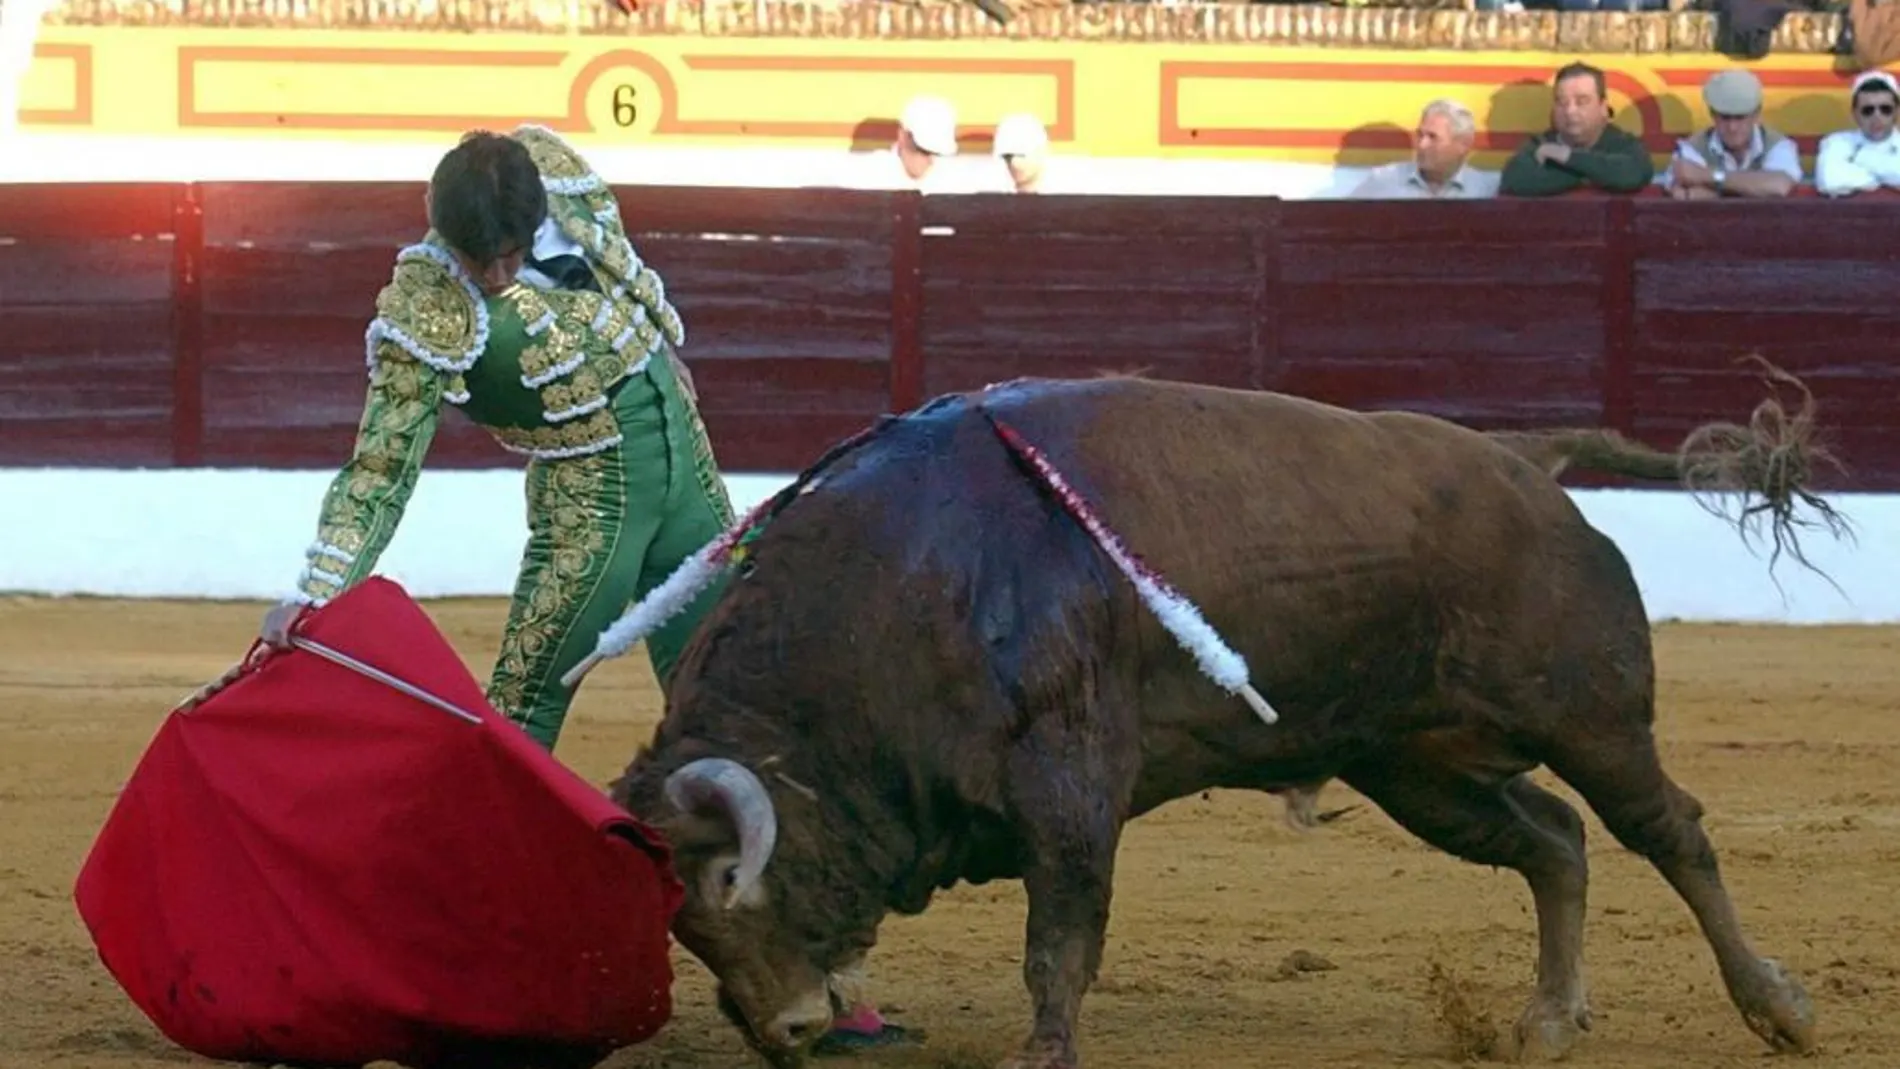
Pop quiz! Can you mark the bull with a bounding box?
[605,367,1846,1069]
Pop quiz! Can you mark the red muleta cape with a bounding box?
[72,577,685,1069]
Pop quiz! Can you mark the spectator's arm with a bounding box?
[1562,134,1656,193]
[1815,133,1880,196]
[1864,147,1900,188]
[1499,137,1581,196]
[1722,138,1800,198]
[1658,140,1702,190]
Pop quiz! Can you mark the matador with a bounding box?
[258,124,915,1055]
[259,125,733,750]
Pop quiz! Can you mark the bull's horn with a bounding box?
[664,757,778,908]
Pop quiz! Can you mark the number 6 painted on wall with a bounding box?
[612,85,638,127]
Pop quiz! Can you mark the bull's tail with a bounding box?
[1485,427,1681,482]
[1486,356,1854,578]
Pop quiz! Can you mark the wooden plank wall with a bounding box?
[194,182,512,468]
[0,185,182,466]
[1627,199,1900,487]
[1271,199,1612,430]
[1,183,1895,491]
[917,196,1272,397]
[625,187,903,471]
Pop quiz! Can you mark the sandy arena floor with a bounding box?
[2,597,1896,1069]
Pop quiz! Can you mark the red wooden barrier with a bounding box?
[1,182,1894,490]
[0,184,183,466]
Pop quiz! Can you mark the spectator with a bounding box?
[1500,62,1655,196]
[1659,68,1801,199]
[993,113,1049,193]
[836,95,963,194]
[1346,99,1497,199]
[892,94,958,188]
[1815,70,1900,197]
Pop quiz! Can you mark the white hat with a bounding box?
[1702,69,1763,116]
[1852,70,1900,99]
[992,113,1049,157]
[900,96,958,156]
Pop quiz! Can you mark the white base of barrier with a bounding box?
[0,468,1890,624]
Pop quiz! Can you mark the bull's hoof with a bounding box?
[995,1038,1079,1069]
[1739,957,1817,1055]
[1510,997,1592,1062]
[1281,787,1321,831]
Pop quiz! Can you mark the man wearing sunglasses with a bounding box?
[1815,70,1900,197]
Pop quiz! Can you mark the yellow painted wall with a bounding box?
[19,28,1890,165]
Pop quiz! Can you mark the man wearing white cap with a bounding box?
[992,112,1050,193]
[1660,68,1802,198]
[892,94,958,188]
[1815,70,1900,196]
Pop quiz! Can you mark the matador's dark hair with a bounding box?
[427,130,547,266]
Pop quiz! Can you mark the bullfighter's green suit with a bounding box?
[289,125,734,749]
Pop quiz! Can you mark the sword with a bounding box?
[175,635,484,727]
[288,635,485,726]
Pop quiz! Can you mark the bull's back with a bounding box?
[969,377,1612,739]
[755,376,1626,814]
[973,376,1546,603]
[814,376,1606,689]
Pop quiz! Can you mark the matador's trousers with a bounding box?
[485,355,735,750]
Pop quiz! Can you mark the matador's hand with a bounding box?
[259,599,305,648]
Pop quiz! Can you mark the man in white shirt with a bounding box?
[992,112,1050,193]
[890,94,958,190]
[1346,99,1498,199]
[1660,68,1802,199]
[1815,70,1900,197]
[835,94,966,194]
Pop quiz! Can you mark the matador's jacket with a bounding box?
[289,124,736,749]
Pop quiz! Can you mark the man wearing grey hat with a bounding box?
[1815,70,1900,197]
[1661,68,1802,199]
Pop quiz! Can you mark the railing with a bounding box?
[1,182,1895,490]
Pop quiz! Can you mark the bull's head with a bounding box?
[634,755,854,1064]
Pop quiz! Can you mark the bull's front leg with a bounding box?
[999,754,1128,1069]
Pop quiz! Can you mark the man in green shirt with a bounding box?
[1501,62,1657,196]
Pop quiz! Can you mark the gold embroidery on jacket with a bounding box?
[509,123,687,353]
[365,242,488,376]
[297,344,445,603]
[486,449,619,723]
[687,400,735,527]
[490,407,623,458]
[506,283,669,428]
